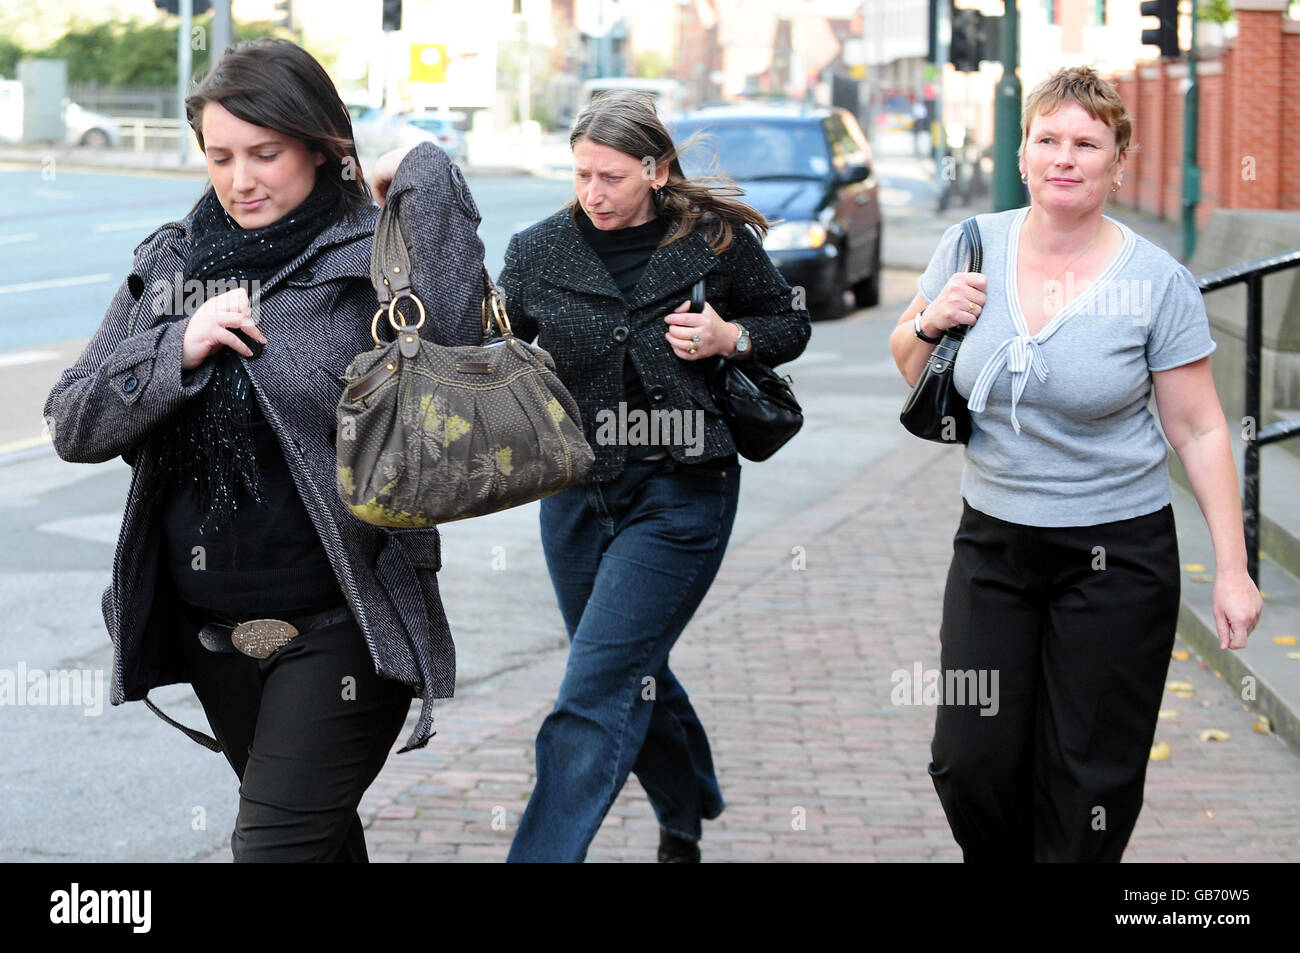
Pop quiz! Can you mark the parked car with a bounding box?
[345,103,414,156]
[671,103,881,320]
[399,111,467,163]
[64,101,120,148]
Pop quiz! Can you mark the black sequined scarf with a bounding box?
[152,177,338,532]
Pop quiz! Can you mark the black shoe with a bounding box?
[658,830,701,863]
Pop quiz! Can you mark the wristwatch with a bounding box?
[914,311,943,344]
[732,322,751,356]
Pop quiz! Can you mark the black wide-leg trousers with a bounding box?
[928,500,1181,862]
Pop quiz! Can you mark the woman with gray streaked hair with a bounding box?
[493,91,811,862]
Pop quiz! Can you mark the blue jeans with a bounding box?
[507,456,741,862]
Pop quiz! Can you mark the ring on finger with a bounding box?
[966,300,977,313]
[692,333,701,343]
[688,344,698,355]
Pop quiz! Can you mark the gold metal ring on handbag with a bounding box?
[388,293,427,333]
[488,290,514,336]
[370,307,386,347]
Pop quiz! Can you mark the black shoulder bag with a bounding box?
[899,217,982,444]
[691,280,804,462]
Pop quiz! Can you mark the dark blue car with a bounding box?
[672,103,882,320]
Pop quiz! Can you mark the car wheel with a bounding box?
[80,129,109,148]
[811,258,847,322]
[852,234,882,309]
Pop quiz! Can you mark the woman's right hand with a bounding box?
[918,272,988,338]
[181,288,268,370]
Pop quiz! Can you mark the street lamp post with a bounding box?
[991,0,1021,211]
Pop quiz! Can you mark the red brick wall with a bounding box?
[1282,27,1300,209]
[1109,8,1299,226]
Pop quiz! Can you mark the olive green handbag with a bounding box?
[335,197,593,527]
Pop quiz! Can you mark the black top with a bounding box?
[577,210,671,461]
[161,399,341,615]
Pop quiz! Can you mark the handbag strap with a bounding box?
[943,218,983,344]
[368,194,508,344]
[960,216,983,275]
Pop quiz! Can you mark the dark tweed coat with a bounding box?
[497,208,812,483]
[44,143,484,753]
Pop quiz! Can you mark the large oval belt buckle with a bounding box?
[230,619,300,659]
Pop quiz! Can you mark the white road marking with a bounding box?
[36,512,123,546]
[0,350,60,368]
[31,187,74,199]
[0,233,37,245]
[0,273,111,295]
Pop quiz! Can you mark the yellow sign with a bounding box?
[410,44,448,83]
[849,64,866,80]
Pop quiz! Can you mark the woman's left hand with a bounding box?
[1214,567,1263,650]
[665,299,738,361]
[370,146,417,207]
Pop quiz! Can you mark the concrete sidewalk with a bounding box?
[210,437,1300,863]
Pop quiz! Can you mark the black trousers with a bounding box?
[174,598,414,862]
[928,501,1180,862]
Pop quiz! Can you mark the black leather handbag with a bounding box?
[899,217,982,444]
[691,279,804,462]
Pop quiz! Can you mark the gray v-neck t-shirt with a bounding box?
[918,206,1216,528]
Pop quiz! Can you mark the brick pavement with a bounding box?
[202,438,1300,862]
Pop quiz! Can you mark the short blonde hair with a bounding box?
[1019,66,1134,168]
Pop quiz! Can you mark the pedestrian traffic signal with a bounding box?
[1140,0,1181,58]
[382,0,403,32]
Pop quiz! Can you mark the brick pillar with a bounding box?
[1229,1,1286,209]
[1137,65,1165,218]
[1281,19,1300,210]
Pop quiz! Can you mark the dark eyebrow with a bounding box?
[206,139,284,152]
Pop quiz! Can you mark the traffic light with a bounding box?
[949,7,999,72]
[1140,0,1180,58]
[153,0,213,13]
[382,0,403,32]
[273,0,292,30]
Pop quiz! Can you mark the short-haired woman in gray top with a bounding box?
[888,66,1262,862]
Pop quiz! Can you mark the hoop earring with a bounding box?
[1020,172,1028,184]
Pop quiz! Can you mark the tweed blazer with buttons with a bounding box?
[497,207,812,482]
[44,143,484,753]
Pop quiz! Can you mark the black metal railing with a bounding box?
[1198,245,1300,583]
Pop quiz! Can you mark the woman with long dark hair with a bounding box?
[44,38,486,862]
[497,92,810,861]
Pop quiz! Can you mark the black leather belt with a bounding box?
[193,603,352,659]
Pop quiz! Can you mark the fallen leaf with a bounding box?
[1190,574,1214,583]
[1166,681,1195,692]
[1176,691,1196,699]
[1273,635,1298,645]
[1149,741,1171,761]
[1200,729,1230,742]
[1158,709,1178,719]
[1205,810,1214,819]
[1260,592,1268,600]
[1171,649,1190,661]
[1287,652,1300,661]
[1253,716,1273,735]
[1182,563,1206,573]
